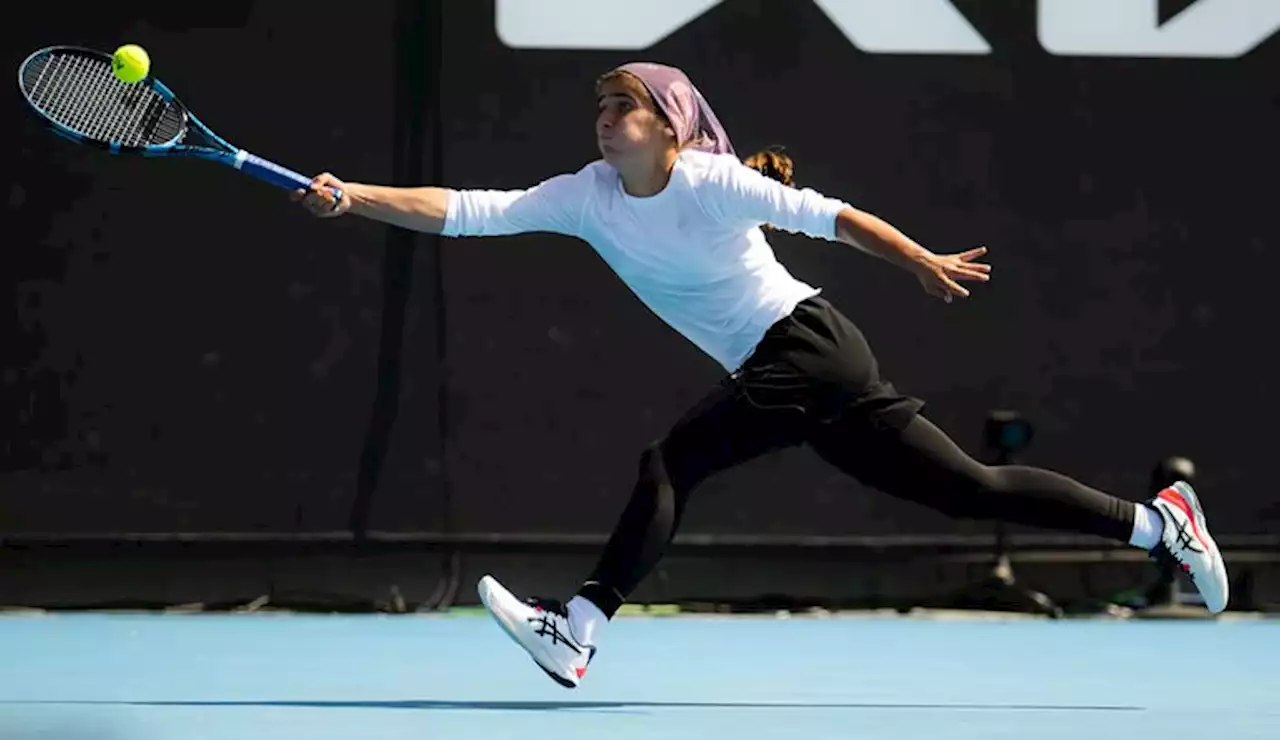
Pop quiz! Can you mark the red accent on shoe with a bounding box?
[1158,488,1210,550]
[576,666,587,678]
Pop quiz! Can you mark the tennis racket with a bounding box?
[18,45,342,205]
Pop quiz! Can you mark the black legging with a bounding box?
[577,298,1136,617]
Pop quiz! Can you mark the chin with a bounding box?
[600,153,627,171]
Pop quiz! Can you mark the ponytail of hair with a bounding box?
[743,145,795,187]
[743,146,795,231]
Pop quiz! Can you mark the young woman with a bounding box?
[296,62,1228,688]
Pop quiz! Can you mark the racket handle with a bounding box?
[236,151,344,202]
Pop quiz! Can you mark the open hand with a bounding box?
[913,246,991,303]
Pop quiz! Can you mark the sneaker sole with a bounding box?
[477,576,580,689]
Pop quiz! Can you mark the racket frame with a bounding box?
[18,45,341,200]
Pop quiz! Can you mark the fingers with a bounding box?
[299,191,336,216]
[922,270,969,302]
[949,247,993,279]
[293,173,349,217]
[921,247,993,302]
[921,276,956,303]
[941,252,992,282]
[941,273,970,298]
[948,264,991,282]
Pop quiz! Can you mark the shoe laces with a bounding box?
[526,597,569,617]
[1151,543,1195,581]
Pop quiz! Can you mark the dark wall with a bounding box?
[435,0,1280,538]
[4,1,1278,544]
[2,3,448,534]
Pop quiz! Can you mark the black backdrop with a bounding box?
[434,0,1280,539]
[4,1,1278,549]
[2,3,448,536]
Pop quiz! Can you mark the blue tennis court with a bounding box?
[0,611,1274,739]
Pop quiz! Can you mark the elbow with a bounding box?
[398,188,450,234]
[834,207,860,244]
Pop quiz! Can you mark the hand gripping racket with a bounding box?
[18,45,342,206]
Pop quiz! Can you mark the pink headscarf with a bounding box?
[614,62,735,156]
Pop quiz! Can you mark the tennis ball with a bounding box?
[111,44,150,84]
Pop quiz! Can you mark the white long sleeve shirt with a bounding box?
[443,150,851,372]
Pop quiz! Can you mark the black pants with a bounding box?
[577,297,1135,617]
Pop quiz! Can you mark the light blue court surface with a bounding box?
[0,613,1276,740]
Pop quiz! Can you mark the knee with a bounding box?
[637,442,664,478]
[638,441,697,495]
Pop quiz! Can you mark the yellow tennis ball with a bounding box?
[111,44,150,84]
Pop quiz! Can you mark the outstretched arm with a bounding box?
[294,170,586,238]
[702,157,990,302]
[834,207,990,302]
[833,207,929,270]
[294,173,449,232]
[349,184,450,233]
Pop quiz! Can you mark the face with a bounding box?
[595,77,675,165]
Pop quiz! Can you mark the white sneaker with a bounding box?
[477,575,595,688]
[1148,481,1229,613]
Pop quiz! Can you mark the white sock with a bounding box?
[567,596,606,647]
[1129,502,1163,550]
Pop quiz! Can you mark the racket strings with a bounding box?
[21,51,185,148]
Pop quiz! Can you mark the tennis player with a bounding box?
[295,62,1229,688]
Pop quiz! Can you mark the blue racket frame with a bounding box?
[18,45,342,202]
